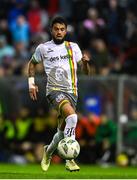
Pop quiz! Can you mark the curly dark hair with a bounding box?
[50,16,67,28]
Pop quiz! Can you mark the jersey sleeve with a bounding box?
[32,44,43,63]
[74,43,82,63]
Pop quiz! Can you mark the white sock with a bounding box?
[64,114,77,139]
[47,129,64,156]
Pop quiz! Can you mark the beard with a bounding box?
[52,36,65,45]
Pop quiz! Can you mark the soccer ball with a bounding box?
[57,137,80,160]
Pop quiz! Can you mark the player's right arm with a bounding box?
[28,58,39,101]
[28,44,42,101]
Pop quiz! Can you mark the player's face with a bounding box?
[51,23,67,44]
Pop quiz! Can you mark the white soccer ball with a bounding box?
[57,137,80,160]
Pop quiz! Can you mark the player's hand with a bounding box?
[29,85,39,101]
[82,53,90,64]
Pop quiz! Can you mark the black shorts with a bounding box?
[46,90,78,111]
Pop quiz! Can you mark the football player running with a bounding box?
[28,16,90,171]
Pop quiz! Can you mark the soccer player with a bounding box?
[28,16,90,171]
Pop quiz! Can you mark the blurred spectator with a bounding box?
[1,57,16,76]
[59,0,73,21]
[95,114,117,164]
[27,0,42,34]
[72,0,89,22]
[28,108,48,143]
[109,55,123,75]
[79,7,106,49]
[8,0,26,30]
[83,8,105,35]
[14,41,29,61]
[47,0,59,17]
[0,117,15,162]
[27,0,49,34]
[10,15,30,47]
[0,35,15,62]
[30,32,50,54]
[0,19,12,44]
[130,108,137,121]
[124,11,137,41]
[25,108,57,163]
[89,38,110,75]
[122,27,137,75]
[76,112,101,163]
[15,107,32,141]
[0,66,4,77]
[66,24,77,42]
[1,107,33,163]
[123,108,137,158]
[105,0,125,49]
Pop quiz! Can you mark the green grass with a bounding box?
[0,163,137,179]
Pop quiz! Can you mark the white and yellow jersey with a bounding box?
[32,40,82,96]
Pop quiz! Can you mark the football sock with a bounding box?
[64,114,77,139]
[47,128,64,156]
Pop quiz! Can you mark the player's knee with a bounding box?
[61,102,75,117]
[65,114,78,127]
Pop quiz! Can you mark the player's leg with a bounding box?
[59,102,77,139]
[41,91,79,171]
[45,91,77,157]
[41,127,64,171]
[46,103,78,156]
[46,127,64,156]
[59,102,80,171]
[41,111,64,171]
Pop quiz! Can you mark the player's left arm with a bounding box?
[78,53,91,75]
[80,53,91,75]
[74,43,91,75]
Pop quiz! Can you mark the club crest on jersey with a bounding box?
[56,93,65,102]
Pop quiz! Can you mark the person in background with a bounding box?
[95,113,117,164]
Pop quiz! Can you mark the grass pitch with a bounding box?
[0,163,137,179]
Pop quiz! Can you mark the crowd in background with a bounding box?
[0,0,137,77]
[0,0,137,165]
[0,107,117,165]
